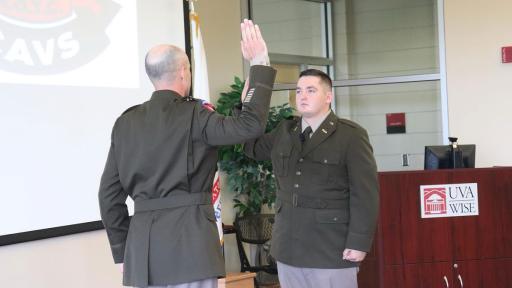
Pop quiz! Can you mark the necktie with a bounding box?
[301,126,312,144]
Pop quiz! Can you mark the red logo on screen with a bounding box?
[0,0,119,74]
[0,0,102,24]
[424,187,447,215]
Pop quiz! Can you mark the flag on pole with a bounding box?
[211,171,223,245]
[189,2,223,245]
[189,2,210,102]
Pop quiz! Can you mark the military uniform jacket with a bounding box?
[99,65,276,287]
[244,111,379,269]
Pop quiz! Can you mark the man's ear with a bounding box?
[326,90,333,105]
[179,65,186,80]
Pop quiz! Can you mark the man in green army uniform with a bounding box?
[244,69,379,288]
[98,20,276,288]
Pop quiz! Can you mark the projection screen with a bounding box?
[0,0,189,245]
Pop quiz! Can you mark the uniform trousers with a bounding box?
[277,261,358,288]
[135,277,217,288]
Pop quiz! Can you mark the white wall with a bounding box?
[444,0,512,167]
[196,0,244,104]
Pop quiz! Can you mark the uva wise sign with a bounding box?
[420,183,479,218]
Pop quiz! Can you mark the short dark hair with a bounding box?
[299,69,332,89]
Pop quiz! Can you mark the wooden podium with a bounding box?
[358,167,512,288]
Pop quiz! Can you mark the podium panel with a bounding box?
[358,167,512,288]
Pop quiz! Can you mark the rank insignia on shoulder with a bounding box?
[200,100,216,111]
[183,96,197,102]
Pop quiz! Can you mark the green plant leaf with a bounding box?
[216,76,295,216]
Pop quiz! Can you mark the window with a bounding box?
[252,0,327,58]
[336,81,442,171]
[248,0,447,171]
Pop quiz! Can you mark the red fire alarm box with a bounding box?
[502,46,512,63]
[386,113,406,134]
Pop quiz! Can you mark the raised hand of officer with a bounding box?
[240,19,269,66]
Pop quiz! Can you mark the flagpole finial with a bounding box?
[188,0,197,12]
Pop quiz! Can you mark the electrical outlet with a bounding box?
[402,154,409,167]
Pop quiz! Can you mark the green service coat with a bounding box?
[244,111,379,269]
[99,65,276,287]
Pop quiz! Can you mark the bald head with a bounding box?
[145,45,190,94]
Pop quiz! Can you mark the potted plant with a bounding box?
[216,76,294,217]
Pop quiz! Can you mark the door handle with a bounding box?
[443,275,449,288]
[457,274,463,287]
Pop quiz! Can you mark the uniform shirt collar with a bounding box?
[301,109,332,133]
[150,90,182,102]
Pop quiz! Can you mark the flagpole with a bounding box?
[188,1,224,247]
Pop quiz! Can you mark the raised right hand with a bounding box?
[240,19,269,66]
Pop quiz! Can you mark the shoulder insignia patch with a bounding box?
[200,100,216,112]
